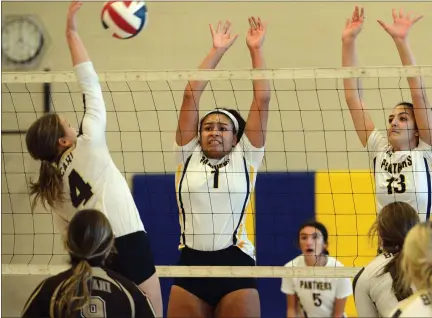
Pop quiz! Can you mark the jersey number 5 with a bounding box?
[386,174,406,194]
[313,293,322,307]
[69,169,93,208]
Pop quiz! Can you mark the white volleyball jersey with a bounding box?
[390,290,432,317]
[55,62,144,237]
[367,129,432,221]
[281,255,353,318]
[174,135,264,257]
[353,252,405,317]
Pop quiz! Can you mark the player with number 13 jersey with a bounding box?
[342,6,432,222]
[368,129,432,222]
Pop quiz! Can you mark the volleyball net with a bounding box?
[2,65,432,279]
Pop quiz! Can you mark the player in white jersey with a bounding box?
[342,6,432,221]
[168,18,270,318]
[389,221,432,317]
[353,202,420,317]
[281,221,353,318]
[24,2,162,316]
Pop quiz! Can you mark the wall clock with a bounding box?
[2,16,47,69]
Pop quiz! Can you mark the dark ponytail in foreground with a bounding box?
[56,209,114,317]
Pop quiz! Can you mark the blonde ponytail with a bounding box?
[401,222,432,295]
[56,260,92,317]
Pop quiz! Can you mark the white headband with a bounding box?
[199,109,240,133]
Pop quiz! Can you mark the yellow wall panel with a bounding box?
[316,170,378,318]
[245,192,256,245]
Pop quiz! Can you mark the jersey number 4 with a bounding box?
[386,174,406,195]
[69,169,94,208]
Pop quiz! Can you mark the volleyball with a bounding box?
[101,1,148,39]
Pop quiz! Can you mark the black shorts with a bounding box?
[107,231,156,285]
[173,245,257,307]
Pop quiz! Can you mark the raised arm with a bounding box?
[176,21,238,146]
[244,17,270,148]
[342,6,375,147]
[378,9,432,145]
[66,1,106,141]
[66,1,89,66]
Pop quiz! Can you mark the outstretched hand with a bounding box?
[209,20,239,52]
[246,16,266,50]
[67,1,83,32]
[342,6,365,41]
[377,9,423,41]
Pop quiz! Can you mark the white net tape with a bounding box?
[3,65,432,83]
[2,264,362,278]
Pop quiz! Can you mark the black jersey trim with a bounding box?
[352,266,365,299]
[178,155,192,246]
[424,158,431,221]
[373,157,377,177]
[232,157,250,245]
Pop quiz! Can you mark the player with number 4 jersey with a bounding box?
[24,2,162,316]
[342,6,432,221]
[281,221,352,318]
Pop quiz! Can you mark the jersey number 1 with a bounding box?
[69,169,93,208]
[386,174,406,194]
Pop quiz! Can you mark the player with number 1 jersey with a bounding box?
[24,2,162,316]
[342,6,432,222]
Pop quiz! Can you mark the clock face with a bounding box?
[2,17,45,65]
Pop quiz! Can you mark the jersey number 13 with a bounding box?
[386,174,406,195]
[68,169,94,208]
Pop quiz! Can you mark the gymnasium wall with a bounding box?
[3,1,432,173]
[0,1,429,317]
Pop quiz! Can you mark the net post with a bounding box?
[43,67,51,114]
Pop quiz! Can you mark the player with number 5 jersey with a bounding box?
[24,2,162,317]
[342,6,432,221]
[281,221,352,318]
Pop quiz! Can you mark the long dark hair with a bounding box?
[369,202,420,300]
[56,209,115,317]
[26,113,66,211]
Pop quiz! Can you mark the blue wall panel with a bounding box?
[133,172,315,318]
[133,174,180,316]
[255,172,315,318]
